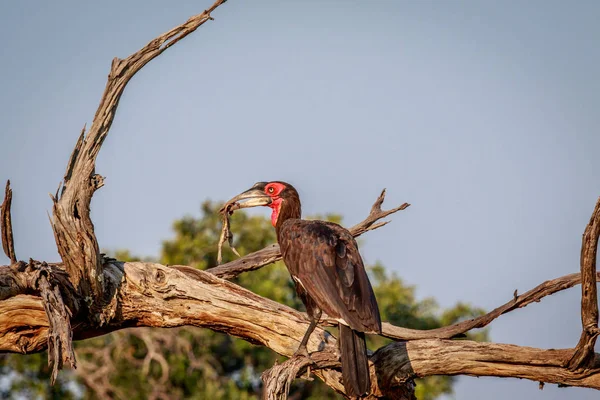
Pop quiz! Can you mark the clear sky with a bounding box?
[1,1,599,399]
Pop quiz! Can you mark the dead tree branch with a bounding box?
[568,197,600,370]
[49,0,229,321]
[1,0,230,385]
[2,262,600,397]
[379,271,600,341]
[373,340,600,390]
[1,180,16,263]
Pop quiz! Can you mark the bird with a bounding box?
[223,181,381,397]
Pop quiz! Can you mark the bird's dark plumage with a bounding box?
[279,219,381,396]
[224,181,381,397]
[278,219,381,333]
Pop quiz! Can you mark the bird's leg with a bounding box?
[294,318,318,358]
[294,309,322,380]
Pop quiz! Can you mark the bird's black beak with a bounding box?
[220,187,272,213]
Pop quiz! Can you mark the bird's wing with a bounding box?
[279,220,381,333]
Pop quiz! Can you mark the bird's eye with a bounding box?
[267,186,274,194]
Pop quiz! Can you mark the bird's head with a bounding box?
[222,181,301,227]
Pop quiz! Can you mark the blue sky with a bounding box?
[1,1,599,399]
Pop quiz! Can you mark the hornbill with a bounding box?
[223,181,381,397]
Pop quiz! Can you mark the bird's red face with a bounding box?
[263,182,286,226]
[222,181,300,227]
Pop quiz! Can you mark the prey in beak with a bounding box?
[219,183,272,214]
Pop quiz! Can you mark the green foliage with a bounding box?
[0,352,77,400]
[0,201,487,399]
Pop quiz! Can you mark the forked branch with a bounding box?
[49,0,229,319]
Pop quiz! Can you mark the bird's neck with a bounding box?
[271,198,301,235]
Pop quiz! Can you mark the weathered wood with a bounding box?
[49,0,229,322]
[2,261,600,396]
[38,269,76,384]
[568,197,600,370]
[1,180,16,263]
[374,340,600,389]
[261,352,340,400]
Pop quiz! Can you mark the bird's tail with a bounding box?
[339,323,370,398]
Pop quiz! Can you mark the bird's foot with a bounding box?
[293,345,311,359]
[293,345,315,380]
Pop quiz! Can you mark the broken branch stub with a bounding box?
[1,180,17,263]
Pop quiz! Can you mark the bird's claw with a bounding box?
[293,346,315,380]
[293,345,311,360]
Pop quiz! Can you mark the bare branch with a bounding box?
[349,189,410,236]
[378,272,600,341]
[209,191,410,279]
[373,340,600,390]
[49,0,229,318]
[568,197,600,370]
[1,180,17,263]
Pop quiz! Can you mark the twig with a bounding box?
[1,180,17,263]
[349,189,410,236]
[568,197,600,370]
[209,190,410,279]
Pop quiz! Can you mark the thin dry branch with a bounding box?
[349,189,410,236]
[209,192,410,279]
[568,197,600,370]
[1,180,17,263]
[377,272,600,341]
